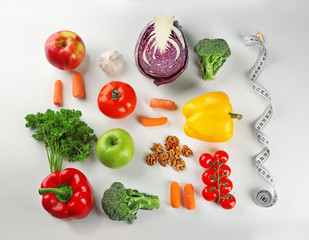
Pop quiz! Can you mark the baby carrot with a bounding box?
[150,98,176,109]
[170,181,181,208]
[140,117,168,127]
[184,183,196,210]
[72,72,85,98]
[53,80,63,106]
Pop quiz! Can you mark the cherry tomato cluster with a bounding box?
[199,150,236,210]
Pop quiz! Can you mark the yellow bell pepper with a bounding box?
[182,91,242,142]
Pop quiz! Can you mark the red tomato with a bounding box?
[202,186,219,201]
[219,177,233,194]
[219,164,231,177]
[199,153,214,169]
[201,169,217,186]
[97,81,137,119]
[213,150,229,165]
[219,194,236,209]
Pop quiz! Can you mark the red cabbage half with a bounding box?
[134,16,188,86]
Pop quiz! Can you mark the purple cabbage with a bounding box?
[134,16,188,86]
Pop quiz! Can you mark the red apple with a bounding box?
[45,30,85,71]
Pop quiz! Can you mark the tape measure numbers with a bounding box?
[244,34,278,207]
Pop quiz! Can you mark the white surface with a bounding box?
[1,0,308,239]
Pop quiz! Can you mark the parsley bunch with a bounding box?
[25,109,97,172]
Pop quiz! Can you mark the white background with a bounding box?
[1,0,308,239]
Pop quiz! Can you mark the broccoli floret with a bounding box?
[101,182,160,223]
[194,38,231,81]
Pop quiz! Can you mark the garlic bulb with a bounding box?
[99,50,124,74]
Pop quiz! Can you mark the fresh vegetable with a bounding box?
[214,150,229,165]
[135,16,188,86]
[97,81,137,119]
[45,30,85,71]
[202,185,219,202]
[38,168,93,220]
[150,98,176,109]
[72,72,85,98]
[182,91,242,142]
[53,79,63,106]
[199,150,236,210]
[202,169,217,186]
[170,181,181,208]
[199,153,214,169]
[219,177,233,194]
[219,194,236,210]
[96,128,134,169]
[25,109,97,172]
[101,182,160,223]
[184,183,196,210]
[99,50,124,74]
[140,116,168,127]
[194,38,231,81]
[219,164,231,177]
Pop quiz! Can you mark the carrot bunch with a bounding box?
[53,71,85,106]
[140,117,168,127]
[150,98,176,110]
[170,181,196,210]
[72,72,85,99]
[140,98,176,127]
[53,80,63,106]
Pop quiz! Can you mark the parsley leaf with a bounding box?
[25,109,97,172]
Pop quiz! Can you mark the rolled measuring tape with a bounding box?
[243,34,278,207]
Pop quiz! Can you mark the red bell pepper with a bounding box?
[38,168,94,220]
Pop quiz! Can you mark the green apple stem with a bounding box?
[111,138,119,145]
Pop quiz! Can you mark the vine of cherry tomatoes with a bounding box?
[199,150,236,210]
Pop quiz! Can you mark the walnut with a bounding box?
[146,137,192,172]
[159,157,167,167]
[145,153,158,166]
[172,158,186,171]
[169,148,175,158]
[151,143,163,153]
[157,152,163,159]
[182,145,193,157]
[164,152,173,165]
[174,146,182,158]
[164,136,179,150]
[169,146,182,159]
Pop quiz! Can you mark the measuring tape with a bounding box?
[243,33,278,207]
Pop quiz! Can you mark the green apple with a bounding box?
[96,128,134,168]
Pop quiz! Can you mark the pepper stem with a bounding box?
[229,113,242,120]
[38,184,73,203]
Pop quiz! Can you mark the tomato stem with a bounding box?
[215,159,228,204]
[107,82,122,104]
[111,82,121,100]
[216,158,222,204]
[111,89,121,100]
[215,159,230,204]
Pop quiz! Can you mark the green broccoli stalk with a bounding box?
[101,182,160,223]
[194,38,231,81]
